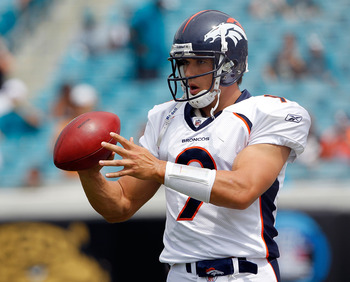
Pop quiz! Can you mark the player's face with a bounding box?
[181,58,214,96]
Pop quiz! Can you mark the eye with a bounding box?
[177,59,189,66]
[197,58,213,66]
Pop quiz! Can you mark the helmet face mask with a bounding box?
[168,51,223,104]
[167,10,248,108]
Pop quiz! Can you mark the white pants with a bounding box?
[167,258,279,282]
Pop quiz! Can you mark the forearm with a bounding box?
[78,170,129,222]
[210,144,291,209]
[210,170,255,210]
[164,162,252,209]
[164,143,290,210]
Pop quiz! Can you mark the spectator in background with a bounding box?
[23,166,42,187]
[74,8,101,57]
[0,78,42,139]
[73,7,129,58]
[249,0,319,21]
[68,83,98,117]
[0,78,44,187]
[0,0,35,34]
[0,147,3,170]
[52,83,98,179]
[305,33,336,85]
[0,86,14,117]
[129,0,168,80]
[53,83,98,130]
[0,37,14,88]
[320,110,350,162]
[249,0,290,20]
[265,33,307,81]
[287,0,320,20]
[0,1,20,36]
[51,82,73,119]
[0,37,15,118]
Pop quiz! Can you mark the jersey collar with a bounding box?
[236,89,252,103]
[184,89,252,131]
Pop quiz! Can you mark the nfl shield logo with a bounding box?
[195,119,202,127]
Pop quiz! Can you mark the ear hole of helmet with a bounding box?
[232,60,239,72]
[222,60,235,73]
[220,58,243,87]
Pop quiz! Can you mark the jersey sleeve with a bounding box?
[248,96,311,162]
[138,101,176,158]
[139,107,160,158]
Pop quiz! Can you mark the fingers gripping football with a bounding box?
[100,133,165,183]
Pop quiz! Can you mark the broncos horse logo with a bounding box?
[204,22,247,47]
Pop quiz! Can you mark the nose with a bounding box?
[183,60,195,78]
[183,65,192,77]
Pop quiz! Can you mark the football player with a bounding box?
[78,10,311,281]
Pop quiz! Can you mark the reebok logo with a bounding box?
[285,114,302,123]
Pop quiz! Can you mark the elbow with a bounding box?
[216,194,253,210]
[230,176,261,210]
[226,188,257,210]
[102,213,131,223]
[102,213,120,223]
[216,174,267,210]
[233,197,254,210]
[100,205,135,223]
[103,216,124,224]
[89,204,130,223]
[94,200,134,223]
[237,187,260,210]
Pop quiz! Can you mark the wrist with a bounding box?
[77,166,103,181]
[155,160,167,184]
[164,161,216,203]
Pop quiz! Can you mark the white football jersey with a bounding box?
[139,90,311,264]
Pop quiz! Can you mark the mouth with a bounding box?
[189,83,200,95]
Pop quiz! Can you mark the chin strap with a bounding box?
[210,90,221,119]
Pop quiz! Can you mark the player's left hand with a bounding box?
[99,132,165,183]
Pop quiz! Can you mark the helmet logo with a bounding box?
[204,23,247,47]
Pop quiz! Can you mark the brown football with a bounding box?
[53,111,121,171]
